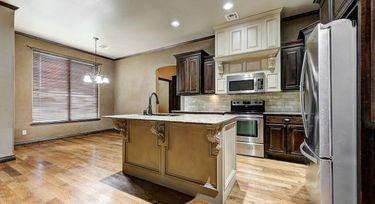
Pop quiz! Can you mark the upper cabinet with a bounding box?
[315,0,357,22]
[214,8,282,94]
[281,41,304,90]
[203,56,215,94]
[245,24,262,52]
[215,9,281,58]
[265,18,280,48]
[229,28,243,54]
[175,50,210,95]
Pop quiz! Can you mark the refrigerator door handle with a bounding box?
[300,141,318,163]
[300,50,309,139]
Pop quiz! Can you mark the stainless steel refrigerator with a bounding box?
[300,19,358,204]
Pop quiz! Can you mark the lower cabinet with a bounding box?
[286,125,305,157]
[266,124,287,155]
[265,115,306,163]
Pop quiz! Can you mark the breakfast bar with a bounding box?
[105,114,237,203]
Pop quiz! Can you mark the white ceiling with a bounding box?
[6,0,318,59]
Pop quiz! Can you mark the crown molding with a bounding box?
[15,31,115,61]
[0,1,18,10]
[115,35,215,61]
[281,10,319,22]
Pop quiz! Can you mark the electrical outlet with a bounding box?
[21,130,27,136]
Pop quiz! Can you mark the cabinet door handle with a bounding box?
[284,118,291,122]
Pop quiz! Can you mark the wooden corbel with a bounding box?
[216,61,224,75]
[113,119,129,142]
[151,122,168,148]
[206,125,222,157]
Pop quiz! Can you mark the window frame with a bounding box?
[31,50,100,125]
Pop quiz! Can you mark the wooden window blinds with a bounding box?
[32,51,98,124]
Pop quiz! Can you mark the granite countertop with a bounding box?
[103,114,237,125]
[172,110,301,116]
[263,112,302,115]
[171,110,226,114]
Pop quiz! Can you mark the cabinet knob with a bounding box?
[284,118,291,122]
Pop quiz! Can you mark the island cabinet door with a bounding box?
[124,121,161,172]
[222,122,237,190]
[165,123,217,187]
[265,124,287,155]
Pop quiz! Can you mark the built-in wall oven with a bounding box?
[227,100,265,157]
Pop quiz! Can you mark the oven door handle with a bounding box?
[236,116,263,121]
[236,119,262,125]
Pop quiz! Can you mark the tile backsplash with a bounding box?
[181,91,300,112]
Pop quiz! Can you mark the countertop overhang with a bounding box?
[171,110,301,116]
[103,114,238,125]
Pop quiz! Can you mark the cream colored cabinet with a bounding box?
[214,8,282,94]
[244,23,262,52]
[265,17,280,48]
[216,76,227,94]
[216,31,226,57]
[214,9,281,58]
[229,28,243,55]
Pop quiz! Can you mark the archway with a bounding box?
[155,66,180,113]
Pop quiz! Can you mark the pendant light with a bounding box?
[83,37,110,84]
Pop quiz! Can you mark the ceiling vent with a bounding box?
[225,12,240,22]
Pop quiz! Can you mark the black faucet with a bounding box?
[144,92,159,115]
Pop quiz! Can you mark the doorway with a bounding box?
[156,66,180,113]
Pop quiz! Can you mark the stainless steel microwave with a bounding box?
[227,73,265,94]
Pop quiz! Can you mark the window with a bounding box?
[32,51,99,124]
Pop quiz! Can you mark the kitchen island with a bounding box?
[105,114,237,203]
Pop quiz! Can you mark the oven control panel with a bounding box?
[230,100,265,113]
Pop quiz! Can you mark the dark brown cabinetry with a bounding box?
[287,125,305,157]
[188,55,200,94]
[265,115,306,163]
[360,0,375,202]
[266,124,287,155]
[320,0,332,23]
[175,50,212,95]
[203,56,215,94]
[281,41,304,90]
[315,0,357,22]
[176,58,188,95]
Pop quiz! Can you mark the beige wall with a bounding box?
[15,34,115,143]
[114,38,214,114]
[0,6,15,158]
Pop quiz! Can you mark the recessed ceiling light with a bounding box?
[223,2,234,10]
[171,20,180,28]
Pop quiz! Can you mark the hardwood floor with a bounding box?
[0,131,309,204]
[227,155,309,203]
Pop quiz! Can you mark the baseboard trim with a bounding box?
[0,155,16,163]
[15,129,116,146]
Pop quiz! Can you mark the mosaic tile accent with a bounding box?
[181,91,300,112]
